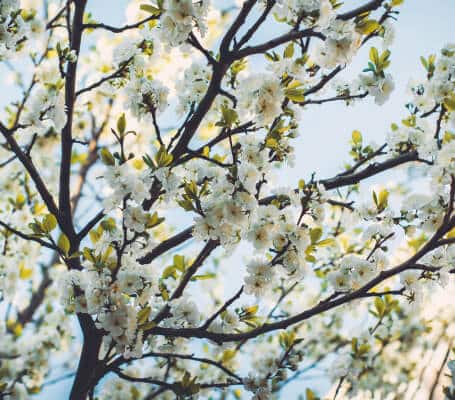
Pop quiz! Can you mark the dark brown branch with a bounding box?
[338,0,384,21]
[46,3,67,30]
[337,144,387,177]
[259,151,427,207]
[327,199,354,210]
[77,210,105,241]
[304,66,343,96]
[202,286,244,329]
[0,133,38,168]
[170,240,219,300]
[110,351,242,382]
[59,0,87,241]
[138,227,193,265]
[321,151,424,190]
[0,221,55,250]
[171,65,229,159]
[429,341,453,400]
[17,270,52,325]
[76,60,131,97]
[187,33,217,65]
[82,15,159,32]
[147,213,454,343]
[301,92,368,106]
[236,0,275,49]
[219,0,257,55]
[235,29,325,59]
[0,124,59,217]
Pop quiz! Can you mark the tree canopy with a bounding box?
[0,0,454,399]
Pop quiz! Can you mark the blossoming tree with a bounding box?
[0,0,454,399]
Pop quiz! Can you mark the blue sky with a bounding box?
[5,0,452,398]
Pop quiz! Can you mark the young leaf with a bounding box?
[352,130,362,145]
[310,227,323,244]
[42,214,57,233]
[58,233,71,256]
[284,42,294,58]
[140,4,161,15]
[100,148,115,166]
[369,47,379,66]
[117,113,126,136]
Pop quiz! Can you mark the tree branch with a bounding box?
[59,0,87,240]
[82,15,159,33]
[0,221,55,250]
[0,123,59,217]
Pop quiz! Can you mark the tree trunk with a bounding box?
[69,314,104,400]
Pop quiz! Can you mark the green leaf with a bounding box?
[372,190,378,207]
[89,229,101,244]
[147,212,165,229]
[42,214,57,233]
[369,47,379,66]
[139,321,156,330]
[137,306,151,324]
[231,58,247,75]
[117,113,126,136]
[154,146,173,168]
[316,238,334,247]
[284,42,294,58]
[356,19,380,35]
[352,130,362,145]
[218,104,239,128]
[306,388,319,400]
[58,233,71,256]
[420,56,428,70]
[374,297,386,317]
[101,218,116,232]
[191,273,216,281]
[310,227,323,244]
[19,261,33,280]
[377,189,389,210]
[173,255,185,272]
[162,265,178,280]
[284,86,305,103]
[140,4,161,15]
[444,94,455,112]
[160,285,169,300]
[351,337,358,352]
[100,148,115,166]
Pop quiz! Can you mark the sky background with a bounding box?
[1,0,452,398]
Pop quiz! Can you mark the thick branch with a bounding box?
[59,0,87,239]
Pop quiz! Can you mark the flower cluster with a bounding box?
[0,0,43,60]
[124,69,169,121]
[1,1,455,399]
[328,255,377,292]
[273,0,335,28]
[159,0,209,46]
[238,73,285,126]
[21,78,67,136]
[176,61,212,114]
[313,19,361,68]
[387,45,455,156]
